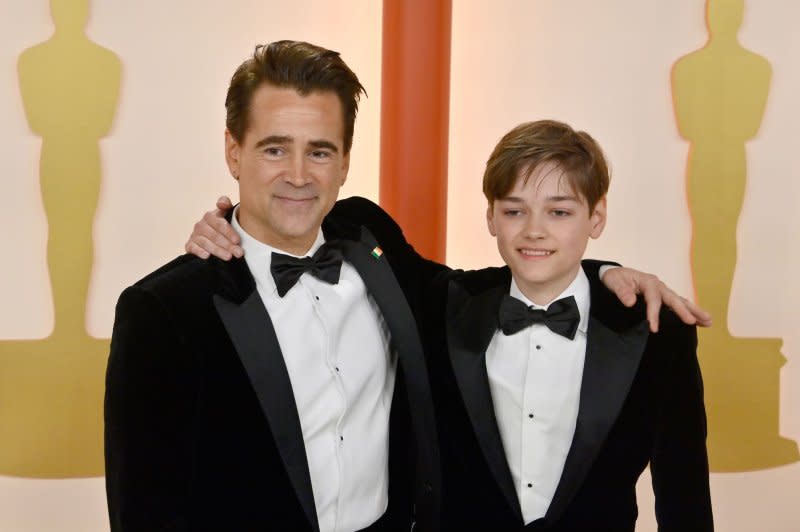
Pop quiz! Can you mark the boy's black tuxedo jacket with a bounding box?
[105,197,444,531]
[419,263,713,532]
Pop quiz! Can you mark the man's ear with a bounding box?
[340,151,350,187]
[224,129,241,180]
[589,196,607,239]
[486,204,497,236]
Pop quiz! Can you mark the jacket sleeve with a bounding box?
[104,285,198,531]
[334,196,449,313]
[581,258,621,280]
[650,322,714,531]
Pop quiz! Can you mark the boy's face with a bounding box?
[487,161,606,305]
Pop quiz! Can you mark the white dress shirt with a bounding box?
[485,268,590,524]
[233,209,396,532]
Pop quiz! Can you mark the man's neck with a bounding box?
[235,208,317,256]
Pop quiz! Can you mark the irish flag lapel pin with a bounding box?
[371,246,383,259]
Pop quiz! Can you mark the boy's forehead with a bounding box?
[511,161,585,200]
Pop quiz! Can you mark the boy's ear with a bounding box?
[486,204,497,236]
[224,129,241,180]
[589,196,607,239]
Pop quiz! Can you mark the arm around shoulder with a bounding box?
[105,285,199,531]
[650,319,713,531]
[332,196,449,300]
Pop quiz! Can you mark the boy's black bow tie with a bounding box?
[270,243,344,297]
[498,294,580,340]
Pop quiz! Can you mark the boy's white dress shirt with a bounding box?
[486,268,590,524]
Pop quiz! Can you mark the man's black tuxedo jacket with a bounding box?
[105,197,444,531]
[418,264,713,531]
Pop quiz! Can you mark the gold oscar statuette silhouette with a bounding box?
[0,0,121,478]
[672,0,799,471]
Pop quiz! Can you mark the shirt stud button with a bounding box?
[535,345,542,350]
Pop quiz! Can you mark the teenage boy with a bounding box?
[420,120,712,531]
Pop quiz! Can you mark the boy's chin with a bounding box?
[511,263,560,284]
[511,265,580,301]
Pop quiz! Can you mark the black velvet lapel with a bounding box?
[336,226,441,500]
[446,276,523,523]
[544,295,649,524]
[211,258,319,532]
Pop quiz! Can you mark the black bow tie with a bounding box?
[270,243,344,297]
[498,294,581,340]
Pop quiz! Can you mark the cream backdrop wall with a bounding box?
[448,1,799,531]
[1,0,799,530]
[0,0,381,530]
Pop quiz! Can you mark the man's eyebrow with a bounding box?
[308,139,339,153]
[254,135,292,149]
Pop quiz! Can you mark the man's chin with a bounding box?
[274,198,318,215]
[277,220,323,241]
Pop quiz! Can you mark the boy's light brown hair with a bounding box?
[483,119,610,213]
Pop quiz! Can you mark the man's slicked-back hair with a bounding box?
[225,40,366,154]
[483,119,610,213]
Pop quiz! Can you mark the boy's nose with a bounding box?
[523,214,547,239]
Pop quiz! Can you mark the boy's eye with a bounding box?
[503,209,523,217]
[551,209,572,217]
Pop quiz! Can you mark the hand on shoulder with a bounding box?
[599,266,711,333]
[184,196,243,260]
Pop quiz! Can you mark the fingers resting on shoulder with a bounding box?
[184,196,242,260]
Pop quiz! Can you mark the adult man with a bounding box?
[109,40,708,532]
[105,41,443,531]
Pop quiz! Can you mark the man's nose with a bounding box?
[285,153,311,186]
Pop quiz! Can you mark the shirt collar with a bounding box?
[231,205,326,296]
[509,267,591,335]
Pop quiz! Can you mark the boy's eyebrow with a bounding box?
[254,135,292,149]
[497,195,580,203]
[497,196,525,203]
[546,195,580,202]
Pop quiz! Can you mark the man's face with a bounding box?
[487,161,606,305]
[225,83,350,255]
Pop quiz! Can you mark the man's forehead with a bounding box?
[244,84,345,143]
[250,84,341,114]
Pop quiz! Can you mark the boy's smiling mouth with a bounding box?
[519,248,554,257]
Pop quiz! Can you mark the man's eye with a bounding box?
[264,147,284,156]
[310,150,331,159]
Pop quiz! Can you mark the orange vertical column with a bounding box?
[380,0,452,262]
